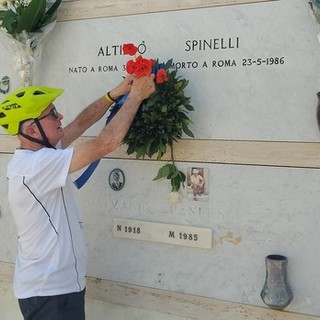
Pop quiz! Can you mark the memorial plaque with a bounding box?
[113,218,212,249]
[21,0,317,142]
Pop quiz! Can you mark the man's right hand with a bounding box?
[129,73,156,102]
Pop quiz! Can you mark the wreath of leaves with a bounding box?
[123,59,194,192]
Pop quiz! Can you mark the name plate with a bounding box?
[113,218,212,249]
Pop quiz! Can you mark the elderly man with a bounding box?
[0,73,155,320]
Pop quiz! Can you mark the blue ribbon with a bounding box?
[152,63,165,75]
[73,94,128,189]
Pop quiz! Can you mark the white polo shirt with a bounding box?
[7,144,87,299]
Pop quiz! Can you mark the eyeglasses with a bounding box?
[37,107,59,121]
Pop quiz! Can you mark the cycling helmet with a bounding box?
[0,86,64,135]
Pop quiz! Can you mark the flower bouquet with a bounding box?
[120,43,195,203]
[0,0,62,86]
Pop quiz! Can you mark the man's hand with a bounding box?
[109,74,135,101]
[130,73,156,102]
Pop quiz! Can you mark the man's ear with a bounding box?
[24,123,39,137]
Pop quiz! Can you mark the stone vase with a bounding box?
[260,254,293,310]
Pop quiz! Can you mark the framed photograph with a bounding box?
[108,168,125,191]
[186,167,209,201]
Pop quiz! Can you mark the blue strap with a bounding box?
[73,94,128,189]
[73,159,101,189]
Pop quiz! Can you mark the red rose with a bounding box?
[126,60,136,74]
[123,43,138,56]
[156,69,168,84]
[134,55,153,77]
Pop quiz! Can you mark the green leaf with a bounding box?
[135,146,146,159]
[165,59,173,69]
[178,171,186,183]
[184,104,194,111]
[159,143,166,153]
[161,105,167,113]
[16,0,46,33]
[169,170,186,191]
[171,176,181,190]
[155,151,162,161]
[153,164,170,180]
[1,10,18,34]
[41,0,63,26]
[182,125,194,138]
[0,10,7,18]
[46,0,63,17]
[169,170,179,179]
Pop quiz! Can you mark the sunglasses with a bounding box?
[37,107,59,121]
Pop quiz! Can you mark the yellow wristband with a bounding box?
[105,91,116,103]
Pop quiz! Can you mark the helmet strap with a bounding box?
[19,119,56,149]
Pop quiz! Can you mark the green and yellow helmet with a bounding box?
[0,86,64,135]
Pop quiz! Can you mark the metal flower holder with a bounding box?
[260,254,293,310]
